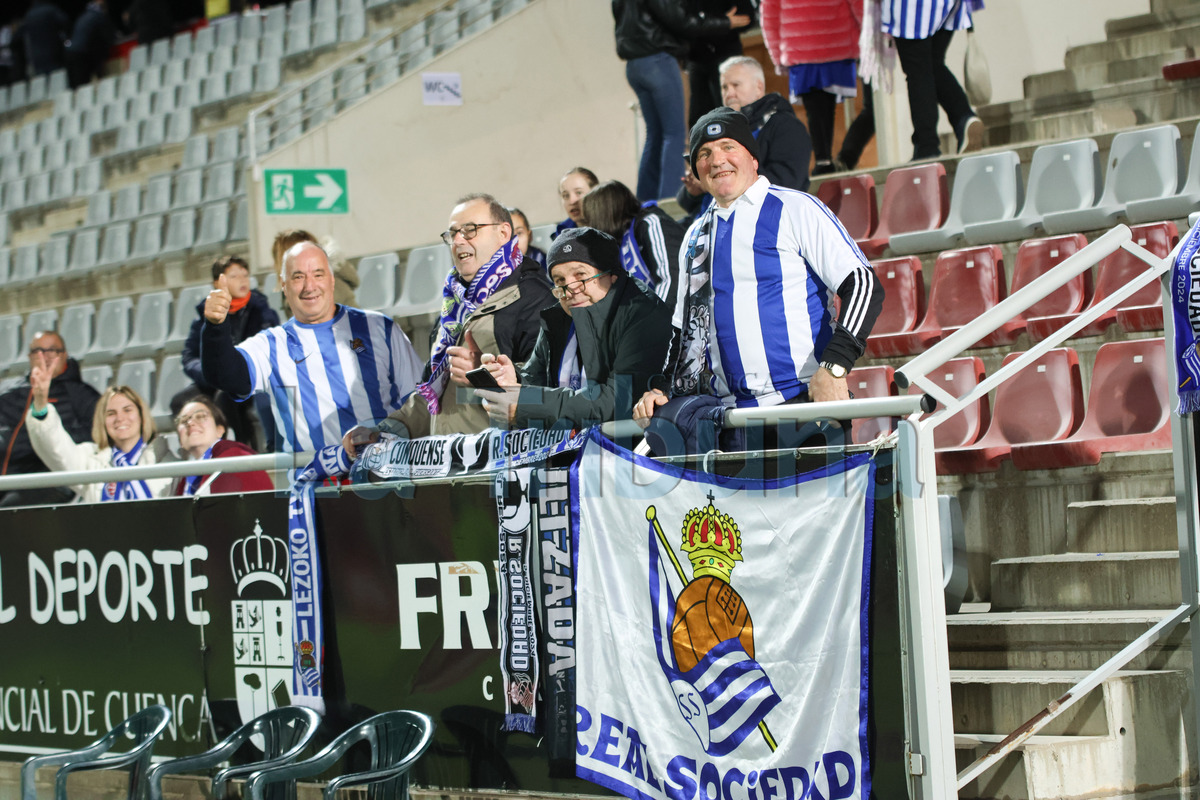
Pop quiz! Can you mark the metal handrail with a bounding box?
[0,452,311,492]
[247,0,507,164]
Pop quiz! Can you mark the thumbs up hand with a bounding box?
[204,273,233,324]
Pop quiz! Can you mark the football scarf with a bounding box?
[418,238,521,414]
[1172,220,1200,414]
[669,206,717,397]
[620,217,654,286]
[286,444,350,715]
[102,439,153,501]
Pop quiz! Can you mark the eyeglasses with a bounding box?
[440,222,502,245]
[551,271,611,299]
[175,409,213,429]
[29,347,65,356]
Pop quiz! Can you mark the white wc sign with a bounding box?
[422,72,463,106]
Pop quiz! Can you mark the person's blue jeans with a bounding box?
[626,52,686,203]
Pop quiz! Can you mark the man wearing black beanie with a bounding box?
[635,107,885,448]
[473,227,673,430]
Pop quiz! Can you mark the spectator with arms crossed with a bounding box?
[201,241,423,453]
[473,227,673,430]
[635,108,882,447]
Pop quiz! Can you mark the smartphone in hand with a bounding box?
[466,366,502,390]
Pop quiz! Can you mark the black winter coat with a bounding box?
[612,0,733,61]
[0,359,99,477]
[514,273,673,429]
[183,289,280,390]
[741,92,813,193]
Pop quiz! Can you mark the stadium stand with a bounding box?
[855,162,949,259]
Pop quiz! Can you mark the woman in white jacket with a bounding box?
[25,364,173,503]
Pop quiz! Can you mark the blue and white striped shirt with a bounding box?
[674,177,876,408]
[237,306,423,453]
[882,0,977,40]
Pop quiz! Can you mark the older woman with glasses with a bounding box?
[25,376,174,503]
[474,227,673,430]
[172,395,273,496]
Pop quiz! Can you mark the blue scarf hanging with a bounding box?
[181,442,218,496]
[102,439,153,501]
[620,216,654,286]
[1172,221,1200,414]
[418,238,521,414]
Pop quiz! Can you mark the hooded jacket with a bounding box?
[0,358,99,478]
[514,272,673,429]
[740,92,813,193]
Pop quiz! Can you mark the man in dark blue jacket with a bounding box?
[20,0,70,76]
[176,255,279,448]
[65,0,114,88]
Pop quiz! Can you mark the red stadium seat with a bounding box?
[864,257,925,356]
[1026,222,1178,340]
[1009,234,1092,326]
[870,245,1017,356]
[1011,338,1172,469]
[908,356,990,449]
[816,174,878,240]
[848,365,896,445]
[936,348,1084,474]
[855,163,949,259]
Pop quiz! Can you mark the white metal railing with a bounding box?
[247,0,522,164]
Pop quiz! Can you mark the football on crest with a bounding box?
[671,575,755,673]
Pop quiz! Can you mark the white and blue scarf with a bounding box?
[101,439,153,501]
[557,326,584,390]
[668,206,717,397]
[1172,221,1200,414]
[286,444,350,715]
[418,238,521,414]
[181,442,217,496]
[620,216,654,286]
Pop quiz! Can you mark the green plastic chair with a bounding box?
[145,706,321,800]
[245,710,434,800]
[20,704,171,800]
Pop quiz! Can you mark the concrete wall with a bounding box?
[249,0,638,266]
[874,0,1151,164]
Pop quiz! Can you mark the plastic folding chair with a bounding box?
[870,245,1016,356]
[936,348,1085,474]
[848,365,896,445]
[392,246,451,318]
[855,163,948,258]
[60,303,96,357]
[967,138,1103,244]
[908,356,990,450]
[125,291,173,358]
[147,707,321,800]
[85,297,134,364]
[1008,234,1091,330]
[245,710,434,800]
[357,252,400,310]
[1044,125,1183,234]
[1128,120,1200,223]
[20,705,171,800]
[891,150,1023,254]
[1026,221,1178,340]
[116,359,156,404]
[815,174,877,240]
[1012,338,1171,469]
[863,256,924,357]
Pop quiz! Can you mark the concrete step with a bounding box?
[1153,0,1200,15]
[979,103,1140,148]
[991,551,1180,611]
[1065,22,1200,69]
[947,609,1191,671]
[1108,3,1200,38]
[1024,49,1193,99]
[1067,497,1178,553]
[952,669,1194,799]
[980,73,1200,128]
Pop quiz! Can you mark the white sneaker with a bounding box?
[958,116,984,154]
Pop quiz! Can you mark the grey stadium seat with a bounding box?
[145,174,173,214]
[116,359,156,406]
[392,245,451,318]
[151,354,190,427]
[11,244,38,282]
[163,209,197,254]
[355,252,399,310]
[23,310,58,351]
[125,291,173,358]
[70,228,100,272]
[40,237,68,276]
[891,150,1024,254]
[129,215,165,262]
[98,222,131,267]
[194,201,230,248]
[85,297,134,364]
[174,169,204,208]
[60,303,96,357]
[1044,125,1184,234]
[0,315,21,372]
[84,187,111,227]
[1127,120,1200,224]
[165,285,211,350]
[80,364,113,394]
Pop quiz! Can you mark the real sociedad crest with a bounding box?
[230,520,294,725]
[647,494,780,756]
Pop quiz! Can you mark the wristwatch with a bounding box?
[820,361,848,379]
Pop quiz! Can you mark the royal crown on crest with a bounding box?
[679,492,742,582]
[230,520,290,595]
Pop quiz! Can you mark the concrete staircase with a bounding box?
[946,454,1196,799]
[979,0,1200,145]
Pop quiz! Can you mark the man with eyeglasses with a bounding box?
[344,194,553,450]
[0,331,100,506]
[634,107,883,449]
[467,227,673,430]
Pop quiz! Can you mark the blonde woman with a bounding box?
[25,370,173,503]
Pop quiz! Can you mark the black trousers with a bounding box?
[839,81,875,169]
[892,29,973,159]
[801,90,837,163]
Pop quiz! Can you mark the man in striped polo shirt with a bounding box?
[635,107,883,445]
[201,241,423,453]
